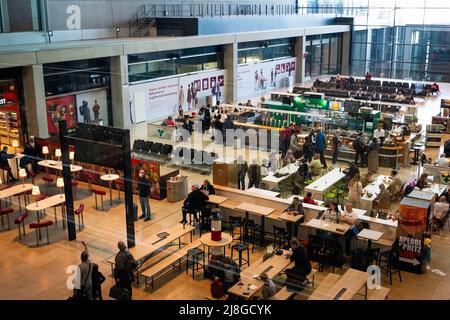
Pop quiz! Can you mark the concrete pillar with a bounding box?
[341,31,351,76]
[110,55,130,129]
[223,42,237,103]
[22,64,49,138]
[295,36,306,84]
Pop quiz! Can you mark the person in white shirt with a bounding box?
[433,196,449,221]
[435,153,450,167]
[373,123,385,144]
[341,203,359,255]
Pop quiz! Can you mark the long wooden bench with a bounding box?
[308,273,341,300]
[268,286,296,300]
[141,239,202,290]
[367,286,390,300]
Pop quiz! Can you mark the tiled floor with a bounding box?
[1,81,450,300]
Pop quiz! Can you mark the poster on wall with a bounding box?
[46,95,77,134]
[237,57,297,101]
[129,69,226,123]
[76,90,109,126]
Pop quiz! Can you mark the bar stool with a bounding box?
[199,210,211,237]
[91,188,106,211]
[115,179,124,201]
[72,180,79,199]
[85,172,96,192]
[74,204,85,231]
[229,216,243,242]
[0,208,14,230]
[231,243,250,270]
[42,177,54,193]
[243,218,261,253]
[186,247,205,279]
[14,213,28,240]
[273,226,291,249]
[378,249,402,285]
[29,220,53,247]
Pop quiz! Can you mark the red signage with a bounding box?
[46,95,77,134]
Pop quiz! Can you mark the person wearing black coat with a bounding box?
[302,136,314,163]
[0,146,17,183]
[21,136,42,175]
[181,184,209,223]
[200,179,215,195]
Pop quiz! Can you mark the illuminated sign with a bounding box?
[293,96,328,111]
[329,101,343,111]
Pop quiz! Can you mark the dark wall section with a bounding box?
[155,18,198,37]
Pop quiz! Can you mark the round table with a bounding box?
[200,232,233,256]
[100,174,120,205]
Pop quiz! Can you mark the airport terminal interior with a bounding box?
[1,0,450,301]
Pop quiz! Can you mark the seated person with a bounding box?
[292,158,309,195]
[283,150,296,166]
[284,196,305,238]
[285,238,312,286]
[395,92,405,102]
[21,136,42,175]
[388,170,404,197]
[309,153,322,177]
[217,257,240,292]
[259,273,277,300]
[200,179,215,195]
[435,153,450,167]
[0,146,17,183]
[162,116,175,126]
[302,192,318,205]
[432,196,449,222]
[344,162,360,181]
[375,184,390,216]
[210,277,225,299]
[360,171,374,188]
[180,184,209,224]
[320,202,341,223]
[416,173,430,190]
[341,203,360,255]
[432,81,440,94]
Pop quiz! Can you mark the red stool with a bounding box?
[0,208,14,230]
[29,171,37,184]
[14,213,28,240]
[43,177,54,193]
[29,220,53,246]
[92,189,106,211]
[35,194,47,220]
[75,204,85,231]
[72,180,79,199]
[115,179,124,200]
[85,172,96,192]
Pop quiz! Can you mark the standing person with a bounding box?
[344,162,360,181]
[373,123,385,145]
[247,159,261,189]
[137,169,152,221]
[269,152,279,173]
[191,82,197,109]
[331,129,342,166]
[285,238,312,286]
[92,263,105,300]
[187,84,192,110]
[223,115,235,146]
[114,241,137,300]
[348,174,363,209]
[21,135,42,175]
[293,158,309,195]
[180,184,209,224]
[0,146,17,183]
[82,101,91,123]
[76,241,93,300]
[354,132,366,167]
[308,128,317,147]
[178,85,185,111]
[302,136,314,163]
[237,155,248,190]
[271,68,274,87]
[367,138,380,173]
[309,153,323,177]
[314,128,327,169]
[255,70,259,90]
[92,99,100,121]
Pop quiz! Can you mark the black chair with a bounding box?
[141,141,152,153]
[231,243,250,269]
[273,226,291,249]
[243,218,261,253]
[132,139,144,152]
[186,247,205,279]
[229,216,243,242]
[324,238,344,273]
[160,144,173,155]
[150,142,162,154]
[378,248,402,285]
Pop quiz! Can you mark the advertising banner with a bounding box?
[46,95,77,134]
[76,90,109,126]
[237,57,296,101]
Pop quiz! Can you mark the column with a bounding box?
[110,55,130,129]
[22,64,49,138]
[341,31,351,76]
[294,36,306,84]
[223,42,237,103]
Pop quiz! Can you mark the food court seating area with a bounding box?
[170,147,219,174]
[132,139,173,164]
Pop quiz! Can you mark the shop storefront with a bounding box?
[0,75,24,148]
[43,58,112,135]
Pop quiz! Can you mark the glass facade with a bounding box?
[128,46,224,83]
[0,0,42,32]
[237,38,294,64]
[305,33,343,77]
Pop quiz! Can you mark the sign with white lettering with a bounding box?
[0,98,6,105]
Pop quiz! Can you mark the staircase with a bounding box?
[129,5,156,37]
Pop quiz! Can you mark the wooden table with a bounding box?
[100,174,120,205]
[106,223,195,284]
[200,232,233,256]
[415,183,447,197]
[262,163,299,191]
[26,194,66,236]
[305,168,346,200]
[360,175,391,211]
[12,153,25,179]
[38,160,83,175]
[0,184,34,209]
[308,273,341,300]
[407,190,435,201]
[227,250,292,299]
[357,229,384,249]
[246,187,280,198]
[277,212,304,237]
[205,195,229,206]
[304,218,350,236]
[235,202,276,246]
[309,268,368,300]
[285,195,325,206]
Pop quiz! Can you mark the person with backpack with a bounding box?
[114,241,137,300]
[302,136,314,163]
[75,241,93,300]
[314,128,328,169]
[92,263,105,300]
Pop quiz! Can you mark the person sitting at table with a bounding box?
[344,162,360,181]
[21,136,42,175]
[283,150,296,166]
[285,238,312,287]
[283,197,305,238]
[217,257,240,293]
[292,158,309,195]
[395,91,405,102]
[320,202,341,223]
[416,173,430,190]
[348,174,363,209]
[259,273,277,300]
[0,146,17,184]
[340,202,361,255]
[309,153,322,177]
[210,276,225,299]
[180,184,209,224]
[432,196,449,222]
[360,171,374,188]
[435,153,450,167]
[303,192,318,205]
[162,116,175,127]
[374,184,390,218]
[200,179,215,195]
[388,170,404,198]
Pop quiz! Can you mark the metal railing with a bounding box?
[129,5,157,37]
